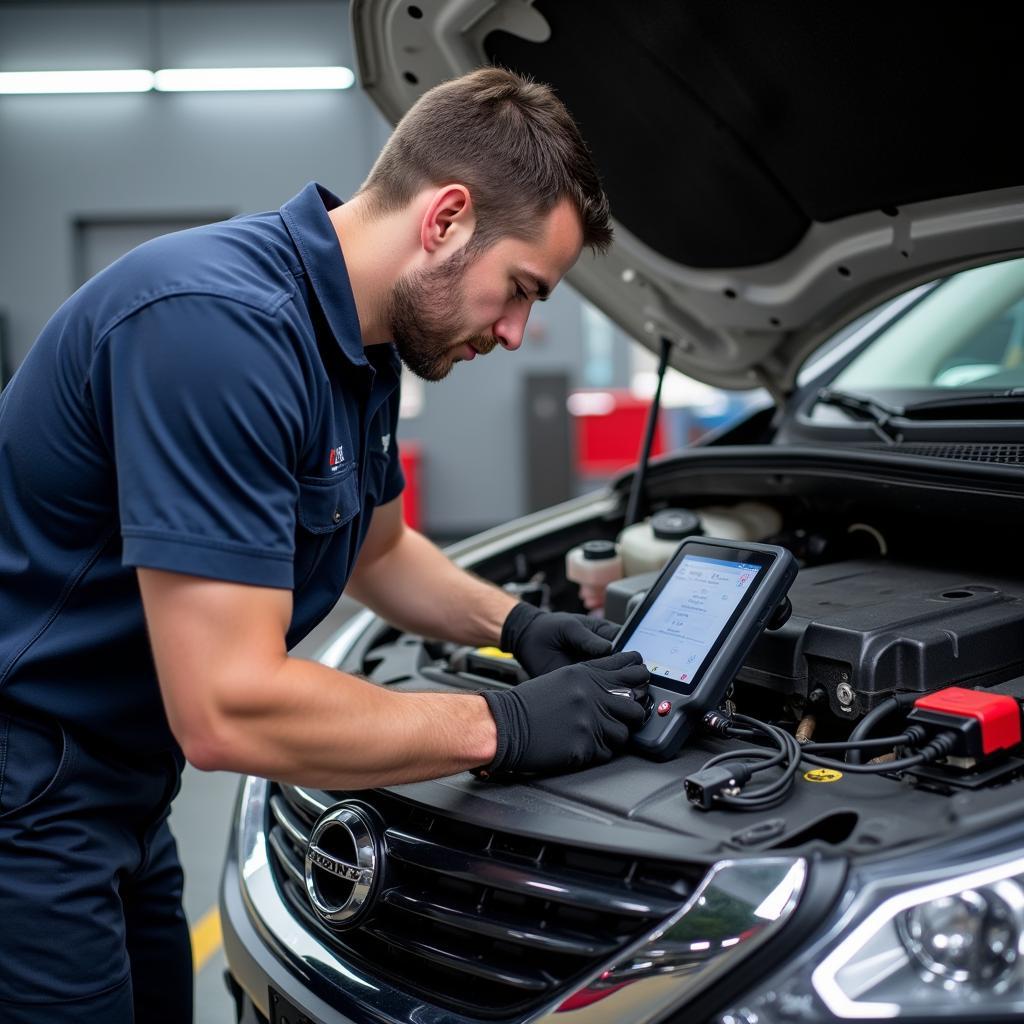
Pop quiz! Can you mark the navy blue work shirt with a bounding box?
[0,183,403,756]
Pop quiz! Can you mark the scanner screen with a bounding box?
[628,555,762,694]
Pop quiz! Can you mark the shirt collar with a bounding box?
[280,182,372,368]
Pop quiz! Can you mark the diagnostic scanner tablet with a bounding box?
[613,536,797,761]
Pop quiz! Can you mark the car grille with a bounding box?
[265,783,695,1019]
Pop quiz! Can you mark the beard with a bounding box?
[384,245,500,382]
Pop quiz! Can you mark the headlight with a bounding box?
[897,883,1022,988]
[718,847,1024,1022]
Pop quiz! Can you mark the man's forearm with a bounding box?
[346,526,518,647]
[192,655,498,787]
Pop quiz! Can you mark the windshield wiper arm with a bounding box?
[814,388,903,444]
[901,388,1024,419]
[815,386,1024,436]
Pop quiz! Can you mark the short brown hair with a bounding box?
[359,66,611,254]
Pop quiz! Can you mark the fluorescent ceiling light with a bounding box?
[0,70,154,94]
[0,67,355,95]
[153,66,355,92]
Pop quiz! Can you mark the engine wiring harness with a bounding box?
[684,687,1023,811]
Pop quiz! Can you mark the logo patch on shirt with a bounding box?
[381,433,391,455]
[328,444,345,472]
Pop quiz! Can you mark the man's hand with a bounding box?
[501,602,620,676]
[476,651,650,779]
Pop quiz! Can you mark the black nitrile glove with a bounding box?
[476,651,650,779]
[501,602,620,677]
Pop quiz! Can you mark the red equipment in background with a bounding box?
[399,440,422,531]
[570,390,666,477]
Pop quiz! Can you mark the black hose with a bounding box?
[804,731,956,774]
[804,729,921,753]
[803,751,925,773]
[705,714,804,810]
[845,692,919,764]
[691,712,953,810]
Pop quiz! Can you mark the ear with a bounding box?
[420,185,475,254]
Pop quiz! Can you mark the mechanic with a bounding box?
[0,67,650,1022]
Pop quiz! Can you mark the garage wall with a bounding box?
[0,1,382,362]
[0,0,634,535]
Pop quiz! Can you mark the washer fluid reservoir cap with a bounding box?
[581,540,618,560]
[650,508,702,541]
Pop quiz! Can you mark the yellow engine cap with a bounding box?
[476,646,515,659]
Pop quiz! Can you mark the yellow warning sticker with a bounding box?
[803,768,843,783]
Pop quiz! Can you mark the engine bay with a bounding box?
[340,450,1024,858]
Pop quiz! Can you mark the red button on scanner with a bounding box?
[657,700,672,717]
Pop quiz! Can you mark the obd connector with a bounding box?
[684,763,753,809]
[908,687,1022,761]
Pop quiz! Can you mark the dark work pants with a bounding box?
[0,708,192,1022]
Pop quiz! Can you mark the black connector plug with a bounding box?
[701,708,735,736]
[684,763,753,809]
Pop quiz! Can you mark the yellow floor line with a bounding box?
[191,906,223,974]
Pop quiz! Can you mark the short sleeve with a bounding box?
[89,295,309,587]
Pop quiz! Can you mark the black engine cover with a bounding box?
[742,560,1024,712]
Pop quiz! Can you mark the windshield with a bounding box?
[830,257,1024,392]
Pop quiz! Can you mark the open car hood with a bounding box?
[351,0,1024,395]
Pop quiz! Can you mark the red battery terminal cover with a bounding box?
[910,687,1022,756]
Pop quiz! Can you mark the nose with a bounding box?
[493,308,529,352]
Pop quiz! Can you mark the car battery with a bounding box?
[740,560,1024,713]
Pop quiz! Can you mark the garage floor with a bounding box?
[170,766,239,1023]
[170,597,363,1023]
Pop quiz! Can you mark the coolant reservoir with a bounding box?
[697,501,783,540]
[617,502,783,576]
[565,540,624,613]
[618,508,701,576]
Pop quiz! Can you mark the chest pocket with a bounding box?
[293,466,360,590]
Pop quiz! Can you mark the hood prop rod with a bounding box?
[624,335,673,527]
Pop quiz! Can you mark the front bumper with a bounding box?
[222,848,360,1024]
